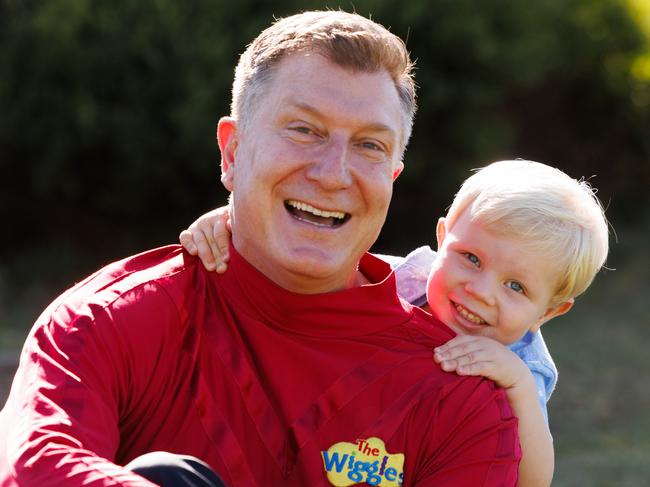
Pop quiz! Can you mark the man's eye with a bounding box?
[292,126,315,135]
[359,141,383,152]
[506,281,525,294]
[463,253,480,267]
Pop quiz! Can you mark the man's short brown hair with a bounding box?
[231,10,417,153]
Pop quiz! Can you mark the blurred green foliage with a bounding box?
[0,2,649,483]
[1,0,648,260]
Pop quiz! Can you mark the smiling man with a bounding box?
[0,11,520,487]
[219,51,403,293]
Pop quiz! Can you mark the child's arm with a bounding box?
[179,205,232,273]
[434,335,554,487]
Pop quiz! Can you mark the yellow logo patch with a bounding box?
[321,437,405,486]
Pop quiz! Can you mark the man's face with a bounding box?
[218,52,404,293]
[426,209,572,344]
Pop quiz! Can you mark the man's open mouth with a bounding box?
[284,199,351,228]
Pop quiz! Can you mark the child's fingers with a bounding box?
[438,348,487,371]
[211,221,231,273]
[213,233,230,262]
[203,228,225,273]
[197,206,232,274]
[434,334,478,354]
[434,337,485,363]
[192,230,217,271]
[439,356,512,386]
[436,340,522,387]
[434,341,499,376]
[455,360,495,377]
[453,347,493,366]
[179,230,197,255]
[437,347,496,374]
[179,205,233,273]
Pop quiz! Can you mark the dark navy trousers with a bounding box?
[125,451,227,487]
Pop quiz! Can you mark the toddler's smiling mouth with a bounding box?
[453,301,488,325]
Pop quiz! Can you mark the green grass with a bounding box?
[545,223,650,486]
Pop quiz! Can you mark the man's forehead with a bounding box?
[270,55,402,122]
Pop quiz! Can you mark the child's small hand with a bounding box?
[433,335,529,389]
[179,205,232,273]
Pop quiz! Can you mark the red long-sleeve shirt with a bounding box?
[0,245,520,486]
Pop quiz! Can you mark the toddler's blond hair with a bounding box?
[445,160,609,305]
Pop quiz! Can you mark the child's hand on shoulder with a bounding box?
[433,335,530,390]
[179,205,232,273]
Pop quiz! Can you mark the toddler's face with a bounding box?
[426,209,572,344]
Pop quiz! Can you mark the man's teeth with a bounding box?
[286,200,346,220]
[454,303,486,324]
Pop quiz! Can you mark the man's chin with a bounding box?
[236,237,361,292]
[283,253,345,277]
[276,249,359,293]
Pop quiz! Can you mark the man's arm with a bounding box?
[0,280,178,486]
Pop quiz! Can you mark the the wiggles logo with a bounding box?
[321,437,405,486]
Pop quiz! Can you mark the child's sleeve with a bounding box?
[374,253,406,269]
[508,331,558,423]
[375,246,436,307]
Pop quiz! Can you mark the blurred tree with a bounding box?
[1,0,237,254]
[355,0,650,252]
[0,0,647,261]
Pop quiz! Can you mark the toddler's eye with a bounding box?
[463,253,480,267]
[506,281,525,294]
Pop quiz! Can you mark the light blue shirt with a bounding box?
[377,245,557,423]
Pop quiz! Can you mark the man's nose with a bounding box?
[464,275,496,307]
[305,138,353,190]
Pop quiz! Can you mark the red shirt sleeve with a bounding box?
[0,280,179,486]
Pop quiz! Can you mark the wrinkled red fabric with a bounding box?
[0,245,520,486]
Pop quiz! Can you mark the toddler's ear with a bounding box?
[531,298,574,332]
[435,217,447,250]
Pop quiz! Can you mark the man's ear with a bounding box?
[392,161,404,181]
[217,116,238,192]
[530,298,574,333]
[435,217,447,250]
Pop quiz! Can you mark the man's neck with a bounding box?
[352,268,372,287]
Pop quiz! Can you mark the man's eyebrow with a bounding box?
[285,101,322,117]
[362,122,397,135]
[275,101,324,121]
[283,102,397,136]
